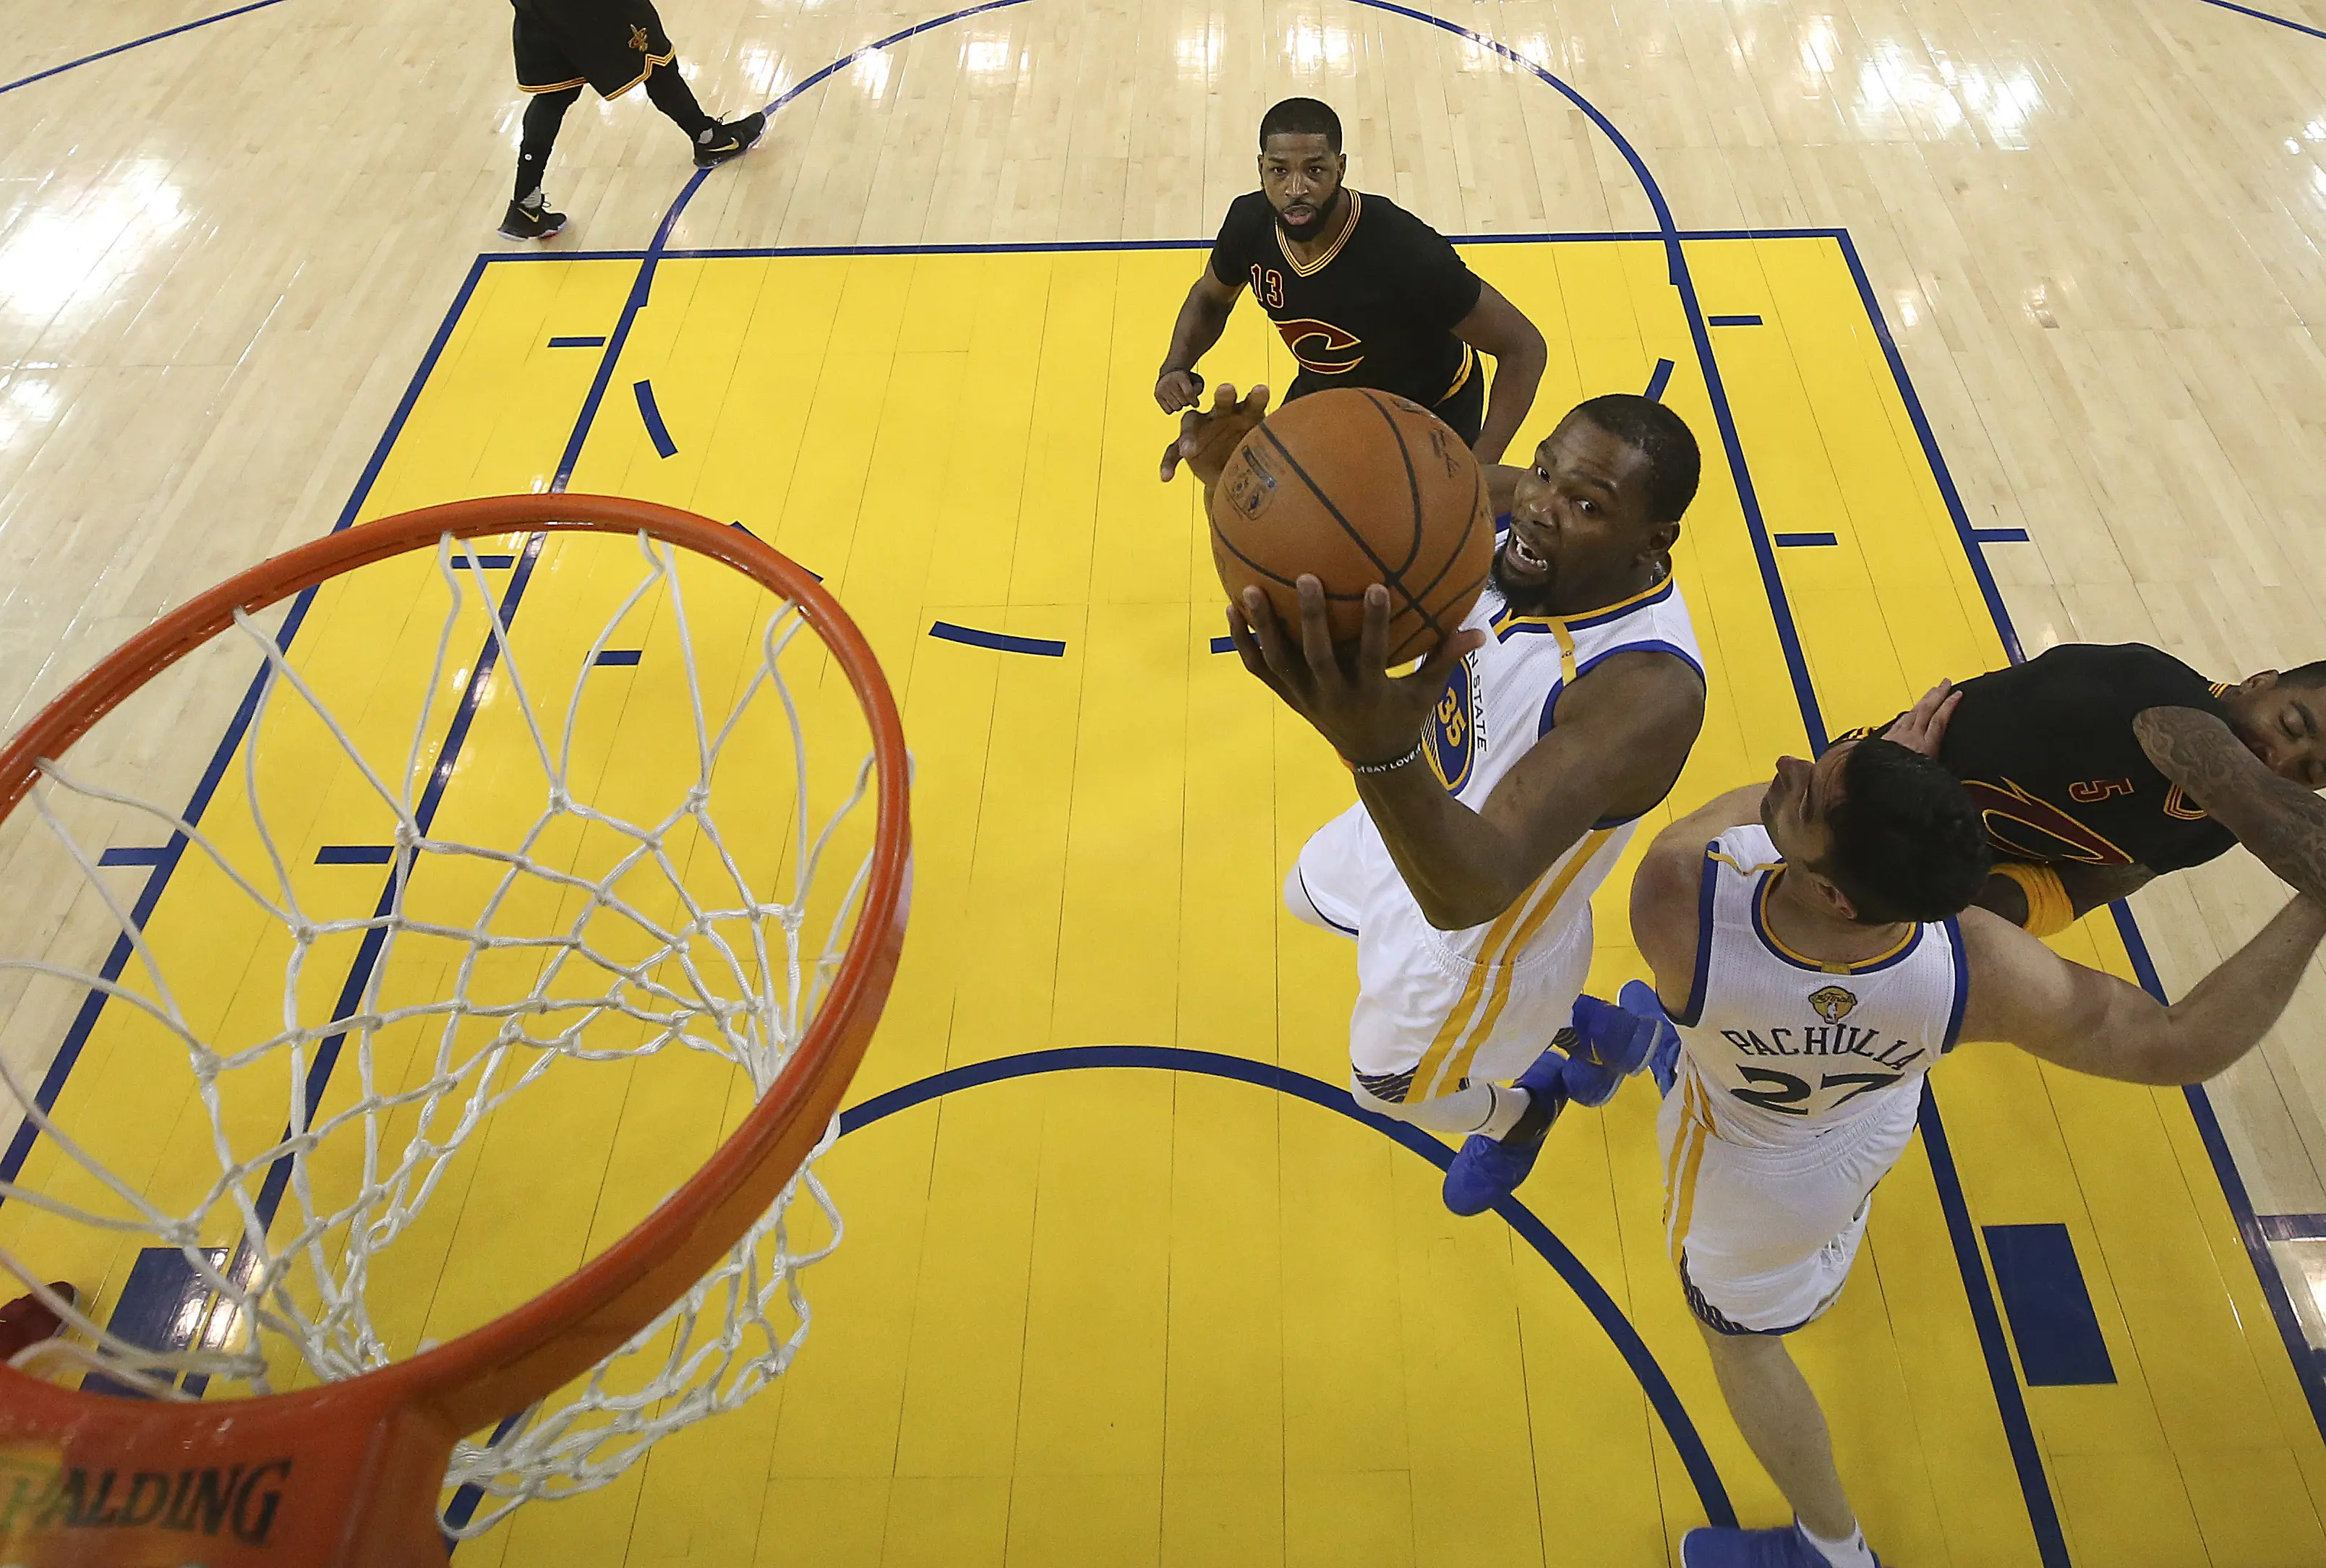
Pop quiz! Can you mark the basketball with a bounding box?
[1210,387,1495,663]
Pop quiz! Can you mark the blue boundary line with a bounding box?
[1772,532,1838,548]
[479,227,1844,265]
[0,0,292,97]
[836,1043,1736,1527]
[1917,1089,2073,1558]
[2194,0,2326,40]
[1706,314,1763,327]
[632,380,678,458]
[2113,907,2326,1434]
[1830,233,2023,666]
[1645,357,1676,401]
[928,620,1065,656]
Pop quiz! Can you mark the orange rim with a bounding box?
[0,495,910,1491]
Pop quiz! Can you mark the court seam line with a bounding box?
[835,1042,1738,1528]
[0,0,294,98]
[1834,223,2326,1445]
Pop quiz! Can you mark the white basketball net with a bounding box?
[0,528,887,1536]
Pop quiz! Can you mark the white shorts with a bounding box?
[1289,802,1596,1102]
[1657,1055,1920,1334]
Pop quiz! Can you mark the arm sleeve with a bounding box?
[1208,197,1257,288]
[1393,213,1484,330]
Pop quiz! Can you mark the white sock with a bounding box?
[1796,1517,1875,1568]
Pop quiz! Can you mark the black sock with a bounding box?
[644,64,716,140]
[515,87,581,203]
[1502,1084,1568,1147]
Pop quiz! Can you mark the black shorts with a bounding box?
[1283,344,1486,447]
[511,0,675,98]
[1429,346,1485,445]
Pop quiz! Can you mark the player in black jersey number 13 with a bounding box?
[1154,98,1549,462]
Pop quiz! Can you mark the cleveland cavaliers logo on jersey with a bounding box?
[1807,985,1857,1024]
[629,22,652,51]
[1274,318,1364,374]
[1961,776,2134,866]
[1222,445,1278,521]
[1425,654,1484,794]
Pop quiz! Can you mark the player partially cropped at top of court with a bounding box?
[1839,643,2326,939]
[1168,384,1709,1216]
[498,0,766,241]
[1615,714,2326,1568]
[1155,98,1549,462]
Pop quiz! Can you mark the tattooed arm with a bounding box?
[2134,705,2326,904]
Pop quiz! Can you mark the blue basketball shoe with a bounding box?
[1682,1523,1882,1567]
[1563,982,1675,1106]
[1440,1044,1570,1217]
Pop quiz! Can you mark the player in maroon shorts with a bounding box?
[500,0,766,240]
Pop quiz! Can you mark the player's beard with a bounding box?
[1275,187,1344,244]
[1490,537,1560,616]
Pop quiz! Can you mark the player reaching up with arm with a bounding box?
[1155,98,1547,462]
[1168,381,1709,1216]
[1620,714,2326,1568]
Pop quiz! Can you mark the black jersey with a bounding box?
[1932,643,2239,873]
[1207,190,1484,411]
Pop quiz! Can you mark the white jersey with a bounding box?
[1664,824,1968,1149]
[1387,571,1705,964]
[1296,570,1702,1101]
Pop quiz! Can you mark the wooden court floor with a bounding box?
[9,2,2326,1566]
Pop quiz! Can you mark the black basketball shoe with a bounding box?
[498,200,568,241]
[695,112,766,168]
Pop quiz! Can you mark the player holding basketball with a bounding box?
[1155,98,1549,462]
[499,0,766,240]
[1175,382,1708,1215]
[1620,714,2326,1568]
[1839,645,2326,937]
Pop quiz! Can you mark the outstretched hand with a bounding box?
[1881,678,1960,758]
[1226,575,1485,769]
[1161,382,1271,487]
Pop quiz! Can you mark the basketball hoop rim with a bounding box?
[0,494,911,1447]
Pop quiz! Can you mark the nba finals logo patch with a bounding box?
[1808,985,1858,1024]
[1223,447,1278,521]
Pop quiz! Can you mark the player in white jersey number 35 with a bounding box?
[1174,385,1711,1215]
[1622,690,2326,1568]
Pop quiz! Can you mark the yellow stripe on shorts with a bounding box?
[1407,827,1615,1101]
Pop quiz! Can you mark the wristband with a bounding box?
[1346,737,1425,775]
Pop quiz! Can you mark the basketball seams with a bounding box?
[1395,460,1491,618]
[1250,423,1447,648]
[1210,526,1374,599]
[1359,390,1429,578]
